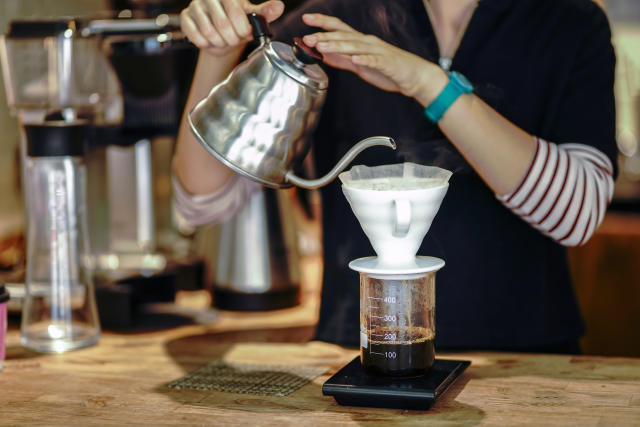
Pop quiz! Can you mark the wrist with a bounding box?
[203,42,247,60]
[423,71,474,124]
[414,63,449,108]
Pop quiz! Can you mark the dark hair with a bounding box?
[363,0,434,59]
[370,0,409,39]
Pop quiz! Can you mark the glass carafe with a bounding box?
[21,121,100,353]
[359,271,436,377]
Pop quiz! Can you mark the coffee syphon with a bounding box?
[340,162,451,377]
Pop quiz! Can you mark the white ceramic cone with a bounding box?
[341,183,449,267]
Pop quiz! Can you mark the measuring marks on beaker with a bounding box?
[358,272,438,375]
[363,295,404,358]
[362,294,436,375]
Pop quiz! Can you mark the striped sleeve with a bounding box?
[497,137,614,247]
[172,173,261,232]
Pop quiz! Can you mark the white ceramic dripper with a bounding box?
[340,163,451,269]
[340,162,452,376]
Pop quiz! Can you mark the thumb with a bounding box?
[245,0,285,23]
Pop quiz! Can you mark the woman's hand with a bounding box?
[181,0,285,56]
[301,13,448,107]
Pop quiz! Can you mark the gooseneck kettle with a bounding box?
[188,14,395,189]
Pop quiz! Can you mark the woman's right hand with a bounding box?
[180,0,285,56]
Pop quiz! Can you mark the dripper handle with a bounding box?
[393,199,411,237]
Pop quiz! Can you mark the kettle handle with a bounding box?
[247,13,272,45]
[293,37,323,64]
[284,136,396,189]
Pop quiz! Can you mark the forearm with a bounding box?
[497,138,614,246]
[300,11,614,246]
[416,66,613,246]
[173,47,245,195]
[306,17,537,196]
[415,65,537,196]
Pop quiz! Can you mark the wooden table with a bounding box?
[3,312,640,426]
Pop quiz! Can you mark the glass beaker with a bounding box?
[359,271,436,377]
[21,121,100,353]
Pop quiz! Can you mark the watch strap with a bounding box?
[424,71,473,123]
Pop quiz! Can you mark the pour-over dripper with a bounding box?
[340,163,451,267]
[341,162,451,378]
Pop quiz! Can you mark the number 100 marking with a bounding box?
[385,351,397,359]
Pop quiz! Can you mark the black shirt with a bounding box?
[273,0,617,350]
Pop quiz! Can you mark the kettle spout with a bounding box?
[284,136,396,189]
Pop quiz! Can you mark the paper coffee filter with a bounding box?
[339,163,452,191]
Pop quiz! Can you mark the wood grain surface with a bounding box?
[2,254,640,425]
[0,326,640,426]
[2,323,640,425]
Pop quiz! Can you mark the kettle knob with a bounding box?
[292,37,323,64]
[247,13,272,40]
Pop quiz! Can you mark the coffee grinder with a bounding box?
[322,163,470,410]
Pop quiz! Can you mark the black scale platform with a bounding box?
[322,357,470,410]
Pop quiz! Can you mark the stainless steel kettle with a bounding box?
[188,14,395,189]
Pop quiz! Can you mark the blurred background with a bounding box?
[0,0,638,357]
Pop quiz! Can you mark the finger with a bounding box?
[321,52,359,73]
[351,54,397,84]
[315,39,385,56]
[303,31,377,47]
[222,0,252,39]
[302,13,357,33]
[189,2,226,47]
[248,0,285,23]
[180,11,211,48]
[204,0,241,46]
[352,54,384,69]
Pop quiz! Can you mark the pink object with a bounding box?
[0,285,8,369]
[0,302,6,366]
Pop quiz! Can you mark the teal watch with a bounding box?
[424,71,474,123]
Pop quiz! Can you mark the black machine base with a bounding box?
[322,356,470,410]
[211,286,300,311]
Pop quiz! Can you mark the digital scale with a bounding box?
[323,356,470,410]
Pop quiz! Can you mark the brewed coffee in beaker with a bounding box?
[359,271,436,377]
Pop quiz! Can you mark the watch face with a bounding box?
[450,71,474,92]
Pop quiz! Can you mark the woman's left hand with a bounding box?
[302,13,447,106]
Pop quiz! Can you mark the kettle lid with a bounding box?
[265,41,328,90]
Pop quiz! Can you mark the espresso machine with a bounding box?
[0,13,201,328]
[85,15,198,279]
